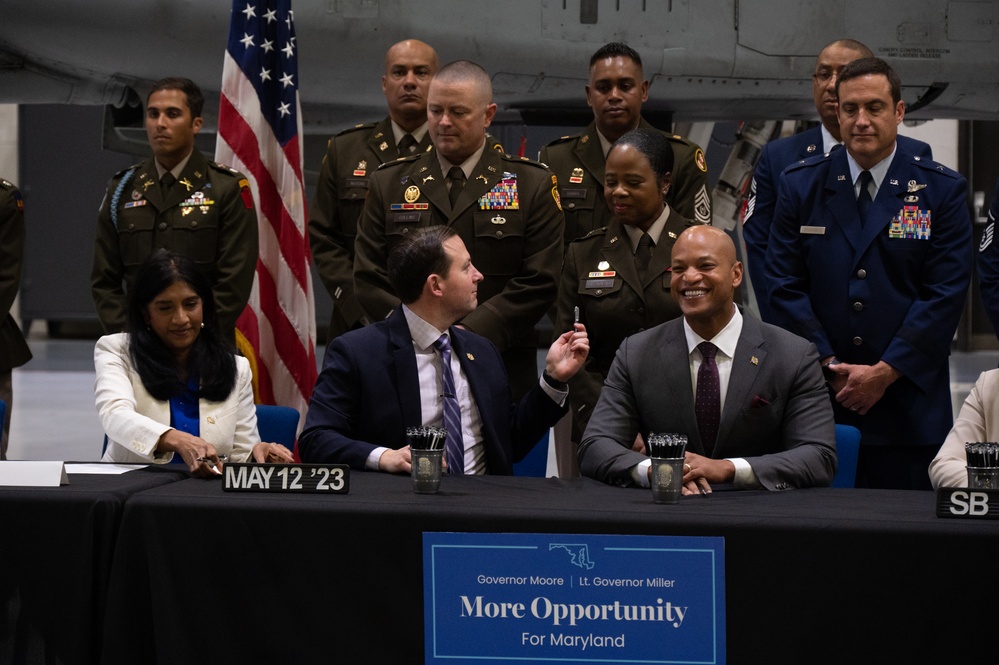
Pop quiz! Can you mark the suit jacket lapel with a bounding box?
[656,321,701,451]
[406,151,450,219]
[387,308,423,428]
[716,314,766,456]
[825,150,862,252]
[450,146,503,219]
[854,154,907,261]
[601,220,644,297]
[166,151,209,209]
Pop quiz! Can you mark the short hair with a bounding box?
[819,38,874,61]
[388,226,458,304]
[610,128,675,180]
[126,249,235,401]
[836,57,902,105]
[433,60,492,103]
[589,42,643,73]
[148,77,205,118]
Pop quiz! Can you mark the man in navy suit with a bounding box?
[579,226,837,493]
[299,226,589,474]
[743,39,932,322]
[766,57,972,490]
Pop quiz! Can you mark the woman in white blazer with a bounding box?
[96,249,293,476]
[929,369,999,488]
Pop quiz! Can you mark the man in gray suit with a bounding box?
[579,226,836,493]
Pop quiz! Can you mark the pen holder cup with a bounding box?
[967,467,999,490]
[411,448,444,494]
[651,457,685,504]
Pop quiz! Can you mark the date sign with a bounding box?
[222,463,349,494]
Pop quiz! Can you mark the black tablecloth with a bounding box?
[0,467,188,665]
[100,473,999,664]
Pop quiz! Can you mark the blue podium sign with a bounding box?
[424,532,725,664]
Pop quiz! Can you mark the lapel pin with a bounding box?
[466,352,474,361]
[207,416,216,424]
[750,356,759,365]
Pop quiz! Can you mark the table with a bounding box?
[100,473,999,664]
[0,468,188,665]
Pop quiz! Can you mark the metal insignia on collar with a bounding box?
[477,174,489,184]
[889,179,899,186]
[422,175,434,184]
[668,231,677,239]
[179,178,193,192]
[379,141,388,151]
[580,135,589,144]
[374,132,384,139]
[807,144,816,153]
[837,175,847,181]
[609,236,619,244]
[487,166,497,173]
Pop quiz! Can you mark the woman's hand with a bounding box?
[156,429,224,478]
[251,442,295,464]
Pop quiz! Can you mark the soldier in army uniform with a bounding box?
[92,77,257,336]
[354,60,564,399]
[0,178,32,459]
[308,39,439,344]
[554,129,700,475]
[540,42,711,247]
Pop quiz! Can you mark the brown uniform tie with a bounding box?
[447,166,466,208]
[397,134,418,155]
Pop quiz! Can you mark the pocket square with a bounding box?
[751,395,771,408]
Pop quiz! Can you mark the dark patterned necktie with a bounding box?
[447,166,465,209]
[635,232,654,280]
[857,170,873,225]
[432,334,464,474]
[695,342,721,457]
[160,172,176,195]
[398,133,418,155]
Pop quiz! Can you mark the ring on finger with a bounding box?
[683,463,691,472]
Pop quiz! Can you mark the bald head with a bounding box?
[812,39,874,137]
[382,39,439,131]
[670,226,742,339]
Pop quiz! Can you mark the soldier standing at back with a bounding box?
[0,178,31,459]
[308,39,439,344]
[353,60,564,399]
[540,42,711,247]
[92,77,258,336]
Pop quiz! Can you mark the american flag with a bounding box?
[216,0,317,427]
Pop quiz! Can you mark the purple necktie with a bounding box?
[695,342,720,457]
[433,334,464,474]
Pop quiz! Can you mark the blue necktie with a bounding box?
[857,170,874,225]
[695,342,721,457]
[433,334,464,474]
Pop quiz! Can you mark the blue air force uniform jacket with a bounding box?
[765,147,972,447]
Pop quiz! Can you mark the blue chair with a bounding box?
[513,431,550,477]
[255,404,300,454]
[832,424,861,488]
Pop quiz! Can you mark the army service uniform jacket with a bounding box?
[353,146,564,398]
[308,117,432,341]
[766,147,972,448]
[554,209,698,436]
[91,150,258,335]
[539,117,711,246]
[0,179,31,372]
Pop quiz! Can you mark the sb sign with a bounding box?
[936,488,999,519]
